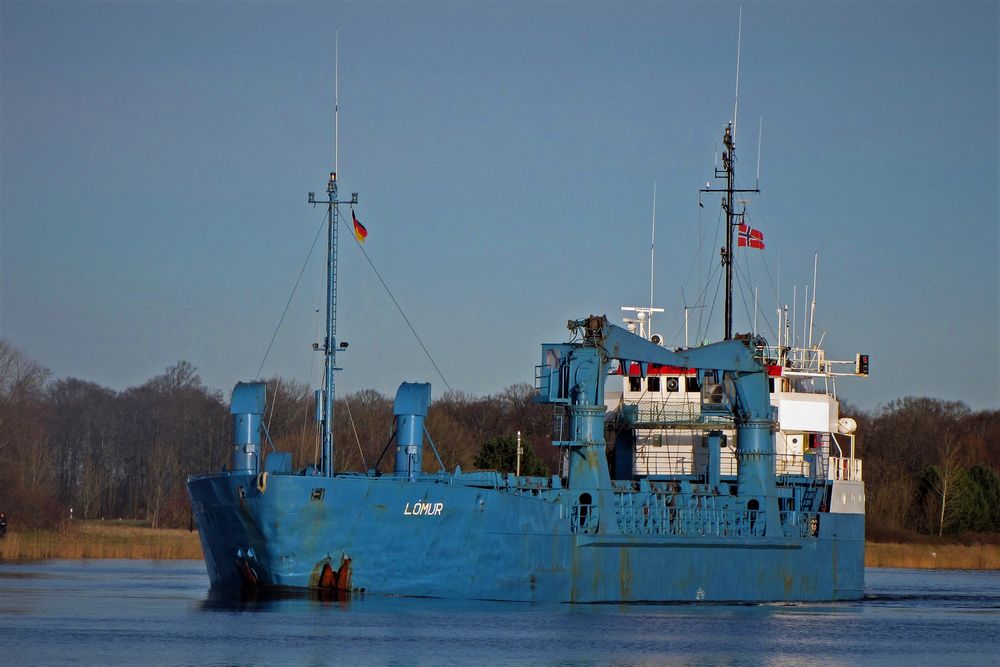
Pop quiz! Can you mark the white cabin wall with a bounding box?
[773,392,839,432]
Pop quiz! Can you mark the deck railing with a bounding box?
[613,502,766,538]
[571,503,600,534]
[828,456,863,481]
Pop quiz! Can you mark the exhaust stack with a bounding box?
[231,382,266,473]
[393,382,431,479]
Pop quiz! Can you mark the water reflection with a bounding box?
[1,562,998,667]
[200,585,355,612]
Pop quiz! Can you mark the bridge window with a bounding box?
[629,377,642,392]
[686,375,701,392]
[648,377,661,392]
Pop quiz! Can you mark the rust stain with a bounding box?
[336,556,353,592]
[318,562,336,589]
[619,548,633,601]
[314,555,353,593]
[308,558,329,588]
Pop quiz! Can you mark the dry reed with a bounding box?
[0,522,202,560]
[865,542,1000,570]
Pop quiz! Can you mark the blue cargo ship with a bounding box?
[187,117,867,603]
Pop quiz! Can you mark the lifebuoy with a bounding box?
[256,471,268,493]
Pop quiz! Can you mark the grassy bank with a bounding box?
[2,524,999,569]
[865,541,1000,570]
[0,521,202,560]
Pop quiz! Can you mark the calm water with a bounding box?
[1,561,997,666]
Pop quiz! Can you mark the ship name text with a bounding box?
[404,501,444,516]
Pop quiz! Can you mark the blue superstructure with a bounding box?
[187,116,866,603]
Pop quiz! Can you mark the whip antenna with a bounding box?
[733,6,743,142]
[756,115,763,189]
[335,30,339,175]
[650,181,656,334]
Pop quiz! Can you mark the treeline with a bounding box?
[0,340,556,529]
[854,397,1000,539]
[1,338,999,539]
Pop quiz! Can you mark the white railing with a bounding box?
[774,453,811,477]
[635,451,692,475]
[828,456,863,481]
[634,448,739,477]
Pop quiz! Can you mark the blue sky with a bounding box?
[2,1,997,411]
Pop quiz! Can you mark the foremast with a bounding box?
[309,173,357,477]
[701,123,759,340]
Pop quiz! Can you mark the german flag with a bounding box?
[352,209,368,244]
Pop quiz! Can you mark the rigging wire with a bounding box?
[347,217,454,393]
[300,307,323,446]
[688,202,727,343]
[732,210,780,343]
[667,258,723,347]
[702,264,723,344]
[255,210,328,380]
[267,377,281,435]
[342,396,368,470]
[733,254,776,342]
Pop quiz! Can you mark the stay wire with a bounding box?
[347,215,453,393]
[733,213,779,343]
[342,396,368,470]
[255,209,328,379]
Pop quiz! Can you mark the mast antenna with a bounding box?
[792,285,797,348]
[699,7,758,340]
[808,253,818,348]
[755,115,763,190]
[733,5,743,142]
[307,36,359,478]
[335,30,340,175]
[649,181,656,334]
[775,248,781,347]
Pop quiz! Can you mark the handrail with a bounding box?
[828,456,863,481]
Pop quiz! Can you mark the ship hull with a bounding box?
[188,472,864,603]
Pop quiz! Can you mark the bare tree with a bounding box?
[0,340,54,526]
[935,434,966,536]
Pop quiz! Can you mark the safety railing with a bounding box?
[633,451,739,478]
[614,501,766,538]
[570,503,600,534]
[634,452,693,476]
[774,453,828,479]
[623,400,734,428]
[828,456,863,481]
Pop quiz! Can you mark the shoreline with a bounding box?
[865,541,1000,570]
[0,523,202,560]
[1,524,998,570]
